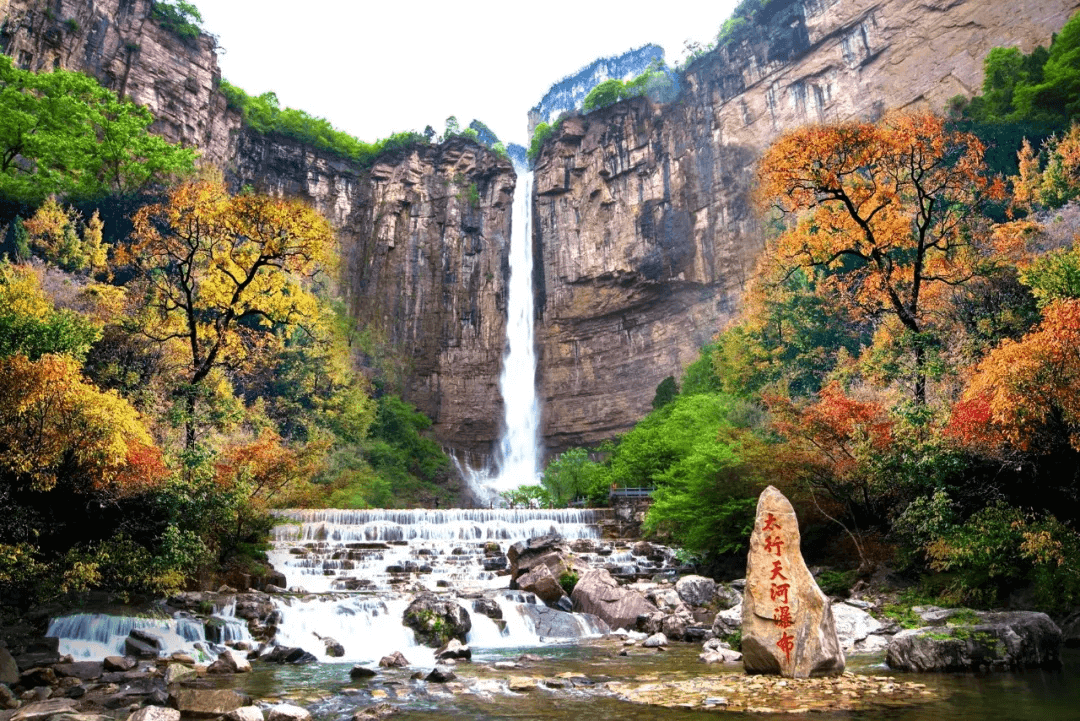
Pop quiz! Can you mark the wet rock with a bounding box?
[885,611,1062,671]
[515,565,568,608]
[676,575,717,607]
[646,588,687,613]
[18,668,57,689]
[517,604,609,639]
[126,706,180,721]
[424,665,456,683]
[377,652,409,669]
[0,684,18,710]
[712,582,738,613]
[163,664,195,685]
[169,690,249,720]
[102,657,136,673]
[434,640,471,662]
[570,568,658,632]
[266,704,310,721]
[699,648,743,664]
[348,666,376,679]
[11,700,78,721]
[319,637,345,658]
[223,706,264,721]
[207,650,251,675]
[831,602,884,652]
[402,594,471,648]
[0,649,17,685]
[1059,610,1080,647]
[506,676,534,692]
[661,613,692,640]
[704,637,732,651]
[261,647,317,665]
[351,703,396,720]
[853,634,890,654]
[741,486,844,678]
[471,599,502,620]
[712,602,743,636]
[642,633,668,648]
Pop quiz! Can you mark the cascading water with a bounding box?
[463,163,541,502]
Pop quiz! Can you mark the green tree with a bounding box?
[652,376,679,409]
[0,56,195,204]
[541,448,599,506]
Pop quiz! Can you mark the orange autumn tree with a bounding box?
[126,180,336,449]
[951,298,1080,454]
[757,112,1005,404]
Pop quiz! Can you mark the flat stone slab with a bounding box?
[606,672,940,713]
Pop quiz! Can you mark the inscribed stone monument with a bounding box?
[741,485,845,677]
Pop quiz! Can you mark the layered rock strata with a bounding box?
[532,0,1080,452]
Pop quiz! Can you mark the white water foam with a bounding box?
[463,164,542,503]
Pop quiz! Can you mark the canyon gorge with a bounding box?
[2,0,1078,463]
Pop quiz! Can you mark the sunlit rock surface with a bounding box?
[741,486,844,677]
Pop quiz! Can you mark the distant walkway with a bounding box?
[608,486,655,500]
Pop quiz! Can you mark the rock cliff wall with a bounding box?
[0,0,517,455]
[4,0,1080,460]
[0,0,239,165]
[229,134,516,454]
[532,0,1080,452]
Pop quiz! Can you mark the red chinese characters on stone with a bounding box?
[777,631,795,662]
[770,560,787,581]
[770,582,790,604]
[764,535,784,556]
[763,513,781,531]
[773,605,794,629]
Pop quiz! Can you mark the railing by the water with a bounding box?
[609,486,655,499]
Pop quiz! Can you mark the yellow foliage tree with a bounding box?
[756,111,1005,404]
[126,181,336,448]
[23,197,110,273]
[0,353,160,494]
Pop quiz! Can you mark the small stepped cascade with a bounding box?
[268,508,600,593]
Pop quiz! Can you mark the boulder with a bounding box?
[676,575,717,607]
[661,612,692,641]
[11,700,78,721]
[351,703,396,720]
[18,668,56,688]
[163,663,196,685]
[471,599,502,620]
[168,689,250,719]
[741,486,845,678]
[517,605,609,639]
[831,602,884,652]
[424,665,456,683]
[1057,610,1080,647]
[885,611,1062,671]
[207,650,251,674]
[103,656,137,673]
[0,648,18,685]
[699,648,743,664]
[646,588,689,614]
[434,640,471,662]
[262,647,317,665]
[320,637,344,658]
[127,707,181,721]
[713,584,742,610]
[402,594,471,648]
[570,568,658,631]
[349,666,377,679]
[642,633,668,648]
[712,602,743,636]
[515,565,568,608]
[266,705,311,721]
[224,707,264,721]
[0,683,18,710]
[378,652,409,668]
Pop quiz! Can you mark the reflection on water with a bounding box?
[224,645,1080,721]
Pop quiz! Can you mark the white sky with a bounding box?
[194,0,739,147]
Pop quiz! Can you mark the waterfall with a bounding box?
[267,508,599,593]
[464,163,541,502]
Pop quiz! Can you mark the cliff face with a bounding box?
[532,0,1080,452]
[5,0,1080,460]
[230,134,516,455]
[0,0,239,165]
[0,0,517,456]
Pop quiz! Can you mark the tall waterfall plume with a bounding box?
[462,164,541,502]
